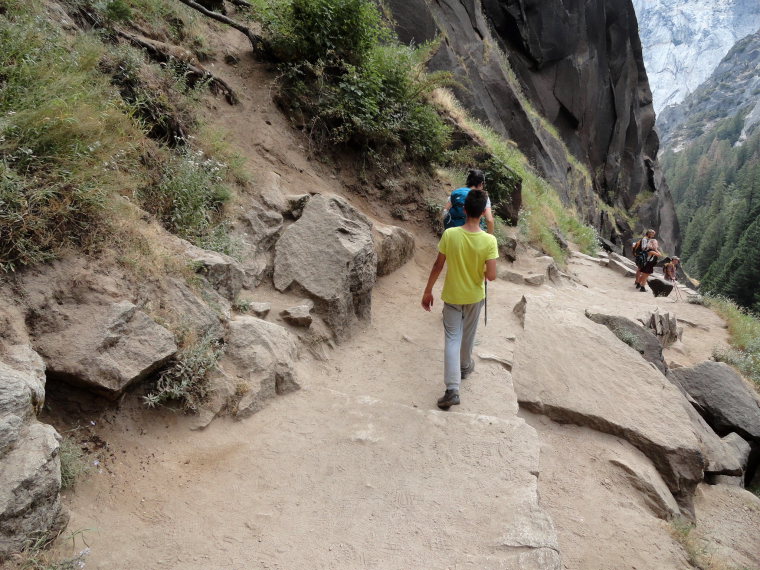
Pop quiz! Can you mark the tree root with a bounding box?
[116,31,240,105]
[175,0,265,54]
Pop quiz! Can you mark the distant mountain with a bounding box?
[658,29,760,150]
[632,0,760,114]
[660,29,760,310]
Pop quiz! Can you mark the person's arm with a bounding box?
[441,199,452,220]
[484,258,497,281]
[484,206,495,235]
[422,253,446,311]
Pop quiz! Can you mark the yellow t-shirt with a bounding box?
[438,227,499,305]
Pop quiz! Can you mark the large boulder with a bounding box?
[220,317,301,418]
[586,311,667,374]
[32,301,177,398]
[273,194,377,341]
[670,361,760,441]
[373,224,415,277]
[0,422,68,558]
[0,348,68,559]
[511,297,703,510]
[0,349,45,458]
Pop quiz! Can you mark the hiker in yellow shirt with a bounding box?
[421,189,499,410]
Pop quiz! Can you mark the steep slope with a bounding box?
[632,0,760,114]
[386,0,681,255]
[658,28,760,150]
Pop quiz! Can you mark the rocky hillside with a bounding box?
[632,0,760,114]
[388,0,681,255]
[658,28,760,150]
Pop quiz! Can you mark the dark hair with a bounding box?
[465,169,485,188]
[464,189,488,219]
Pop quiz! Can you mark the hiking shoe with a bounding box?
[461,360,475,380]
[437,389,460,410]
[639,287,647,293]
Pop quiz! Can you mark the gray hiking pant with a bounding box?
[442,301,484,392]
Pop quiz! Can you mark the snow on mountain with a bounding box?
[632,0,760,114]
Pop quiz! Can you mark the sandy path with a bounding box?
[53,242,562,569]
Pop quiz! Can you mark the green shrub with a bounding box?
[144,332,224,412]
[706,295,760,390]
[276,0,385,65]
[262,0,451,164]
[138,148,233,254]
[105,0,133,21]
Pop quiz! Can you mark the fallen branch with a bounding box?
[116,31,239,105]
[175,0,264,53]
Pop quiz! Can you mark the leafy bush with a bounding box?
[260,0,451,164]
[138,148,233,254]
[144,332,224,412]
[273,0,385,65]
[706,295,760,389]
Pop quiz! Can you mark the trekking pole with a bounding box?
[672,280,682,302]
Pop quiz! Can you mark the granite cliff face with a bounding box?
[657,29,760,151]
[632,0,760,115]
[387,0,680,253]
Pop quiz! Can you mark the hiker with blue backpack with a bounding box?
[442,169,495,234]
[632,229,662,292]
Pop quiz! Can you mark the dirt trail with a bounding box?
[51,242,739,570]
[49,26,757,570]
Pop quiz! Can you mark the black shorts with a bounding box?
[642,259,657,274]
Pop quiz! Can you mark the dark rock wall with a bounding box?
[386,0,681,254]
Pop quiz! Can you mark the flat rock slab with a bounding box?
[692,483,760,569]
[571,251,606,265]
[608,259,636,278]
[511,298,703,508]
[65,393,561,569]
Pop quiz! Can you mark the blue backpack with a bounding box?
[444,187,469,229]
